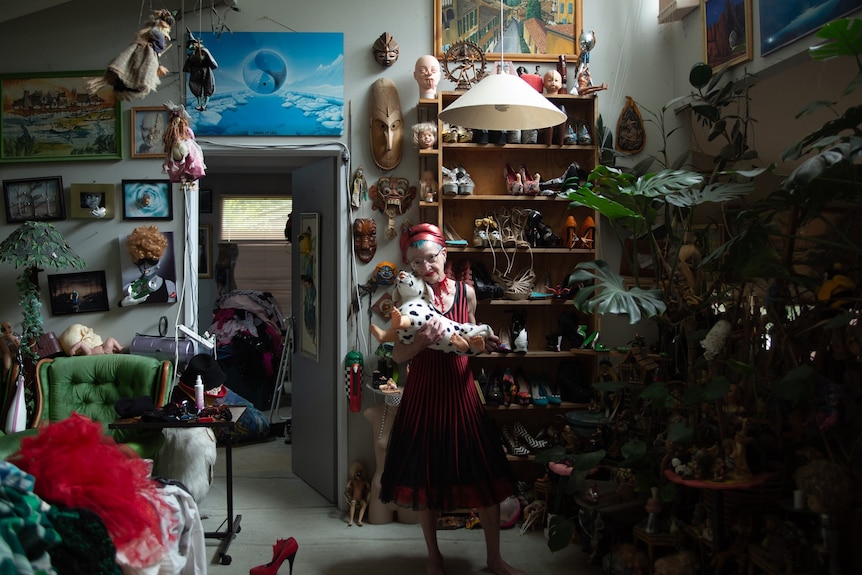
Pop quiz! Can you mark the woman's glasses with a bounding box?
[408,247,443,269]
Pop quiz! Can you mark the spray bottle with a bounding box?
[194,374,204,412]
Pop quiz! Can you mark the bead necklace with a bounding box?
[378,403,388,440]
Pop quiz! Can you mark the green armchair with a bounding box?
[0,354,173,460]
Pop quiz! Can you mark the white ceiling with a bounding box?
[0,0,72,23]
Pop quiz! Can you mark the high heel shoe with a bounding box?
[538,161,581,192]
[527,374,549,406]
[578,216,596,249]
[520,164,541,196]
[513,370,533,405]
[539,374,562,405]
[443,222,467,246]
[513,420,549,449]
[563,215,579,249]
[250,537,299,575]
[501,424,530,456]
[505,163,524,195]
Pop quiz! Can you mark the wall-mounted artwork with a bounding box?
[759,0,860,56]
[0,71,122,163]
[298,213,319,362]
[130,106,169,158]
[703,0,753,72]
[47,270,110,315]
[185,32,344,137]
[3,176,65,223]
[70,183,115,219]
[122,180,173,220]
[117,229,177,307]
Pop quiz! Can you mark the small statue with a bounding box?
[345,461,370,526]
[412,122,437,150]
[420,170,438,202]
[351,166,368,209]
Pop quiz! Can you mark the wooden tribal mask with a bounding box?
[353,218,377,263]
[369,78,403,171]
[369,176,416,240]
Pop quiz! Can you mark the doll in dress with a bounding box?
[162,101,206,183]
[86,9,175,100]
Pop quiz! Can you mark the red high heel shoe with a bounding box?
[519,164,541,195]
[505,163,524,195]
[250,537,299,575]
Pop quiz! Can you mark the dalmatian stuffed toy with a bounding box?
[370,270,494,355]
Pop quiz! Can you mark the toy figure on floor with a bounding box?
[119,226,177,307]
[59,324,123,356]
[345,461,370,526]
[162,101,206,183]
[183,29,218,111]
[86,9,176,100]
[370,270,494,355]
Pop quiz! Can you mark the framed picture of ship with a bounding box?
[0,71,123,163]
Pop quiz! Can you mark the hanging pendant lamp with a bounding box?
[437,1,567,131]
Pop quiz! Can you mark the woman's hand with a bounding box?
[391,316,447,364]
[483,332,501,354]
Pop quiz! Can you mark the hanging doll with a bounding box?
[184,29,219,111]
[162,101,207,183]
[86,9,176,100]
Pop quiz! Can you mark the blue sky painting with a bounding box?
[759,0,860,56]
[186,32,344,136]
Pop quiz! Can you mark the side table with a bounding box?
[633,523,683,571]
[110,405,246,565]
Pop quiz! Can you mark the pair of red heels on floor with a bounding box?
[250,537,298,575]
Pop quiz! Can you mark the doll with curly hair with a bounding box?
[162,101,206,183]
[120,226,177,307]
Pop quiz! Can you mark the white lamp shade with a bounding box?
[437,73,567,131]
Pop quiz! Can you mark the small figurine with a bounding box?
[543,69,563,95]
[184,29,219,111]
[412,122,437,150]
[351,166,368,209]
[344,461,370,526]
[420,170,438,202]
[162,101,206,184]
[372,32,399,67]
[87,9,176,100]
[414,55,442,99]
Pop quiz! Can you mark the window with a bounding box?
[218,195,292,317]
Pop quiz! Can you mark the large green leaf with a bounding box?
[809,18,862,63]
[570,261,667,324]
[664,180,752,207]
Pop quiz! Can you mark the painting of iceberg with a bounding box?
[186,32,343,136]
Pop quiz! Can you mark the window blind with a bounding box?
[219,196,292,241]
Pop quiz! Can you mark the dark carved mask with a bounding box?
[353,218,377,263]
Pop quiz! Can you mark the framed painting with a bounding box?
[435,0,582,62]
[130,106,168,158]
[122,180,173,220]
[759,0,860,56]
[0,71,122,163]
[199,224,213,279]
[118,230,177,307]
[298,212,319,362]
[3,176,65,223]
[703,0,753,72]
[47,270,110,316]
[70,183,115,219]
[186,32,344,136]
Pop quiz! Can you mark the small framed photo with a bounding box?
[70,183,115,219]
[199,188,213,213]
[130,106,169,159]
[122,179,172,220]
[47,270,110,315]
[199,224,213,278]
[3,176,65,223]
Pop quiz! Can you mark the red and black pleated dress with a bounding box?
[379,281,515,511]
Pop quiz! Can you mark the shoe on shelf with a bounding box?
[513,370,532,405]
[539,374,562,405]
[501,424,530,456]
[443,222,468,246]
[505,163,524,195]
[563,215,579,249]
[502,368,517,406]
[520,164,541,196]
[578,216,596,249]
[513,420,550,449]
[497,325,513,353]
[487,215,502,246]
[250,537,299,575]
[538,161,581,192]
[527,374,549,406]
[441,166,458,195]
[473,217,490,247]
[563,124,577,145]
[520,129,538,144]
[456,166,474,195]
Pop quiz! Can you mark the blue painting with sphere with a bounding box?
[186,32,343,136]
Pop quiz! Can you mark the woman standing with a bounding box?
[379,223,525,575]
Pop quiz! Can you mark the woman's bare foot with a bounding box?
[487,557,526,575]
[427,558,446,575]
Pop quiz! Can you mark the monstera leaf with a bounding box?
[569,261,667,324]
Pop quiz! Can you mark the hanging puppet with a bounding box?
[162,101,207,184]
[184,29,219,111]
[87,9,176,100]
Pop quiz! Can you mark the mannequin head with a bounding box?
[126,225,168,276]
[369,78,403,171]
[543,69,562,94]
[414,55,442,99]
[372,32,399,67]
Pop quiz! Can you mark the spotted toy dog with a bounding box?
[370,271,494,355]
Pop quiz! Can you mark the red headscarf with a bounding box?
[399,223,445,265]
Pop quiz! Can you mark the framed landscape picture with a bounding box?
[3,176,65,223]
[0,71,122,162]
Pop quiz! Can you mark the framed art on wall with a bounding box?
[199,224,213,279]
[70,183,115,219]
[298,212,319,362]
[0,71,122,163]
[3,176,65,223]
[435,0,582,62]
[122,180,172,220]
[47,270,110,315]
[703,0,753,72]
[758,0,860,56]
[130,106,169,158]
